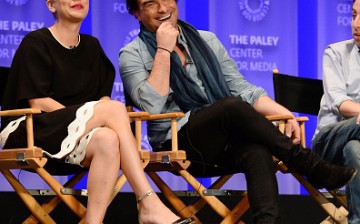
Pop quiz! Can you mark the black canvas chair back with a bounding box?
[272,69,349,223]
[273,70,323,115]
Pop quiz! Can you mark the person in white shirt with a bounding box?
[313,0,360,223]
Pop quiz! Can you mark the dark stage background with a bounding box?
[0,192,341,224]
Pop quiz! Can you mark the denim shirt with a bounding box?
[119,29,266,149]
[315,39,360,137]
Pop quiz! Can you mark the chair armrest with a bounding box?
[266,114,310,148]
[265,114,294,121]
[265,114,310,123]
[129,112,184,152]
[0,108,41,117]
[145,112,185,121]
[296,116,309,122]
[127,112,150,151]
[128,111,150,120]
[0,108,41,148]
[148,112,184,151]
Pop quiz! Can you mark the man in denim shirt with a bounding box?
[312,0,360,223]
[120,0,356,223]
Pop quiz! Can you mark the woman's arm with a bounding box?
[29,97,65,112]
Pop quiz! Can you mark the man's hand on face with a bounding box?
[156,21,179,52]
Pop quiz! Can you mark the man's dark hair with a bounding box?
[126,0,138,15]
[126,0,178,15]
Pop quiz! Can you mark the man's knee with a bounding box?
[344,140,360,161]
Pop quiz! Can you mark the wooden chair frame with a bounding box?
[273,69,348,224]
[0,107,151,223]
[0,66,154,223]
[126,101,315,223]
[0,65,151,224]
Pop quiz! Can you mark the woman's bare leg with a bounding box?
[81,100,180,223]
[82,128,120,224]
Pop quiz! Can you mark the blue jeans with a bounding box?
[312,117,360,224]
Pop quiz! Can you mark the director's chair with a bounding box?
[273,68,348,224]
[0,66,151,223]
[125,91,298,224]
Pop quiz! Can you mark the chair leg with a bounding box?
[189,175,233,214]
[1,169,56,224]
[23,172,87,223]
[147,171,201,223]
[178,170,232,218]
[220,195,248,224]
[292,172,348,224]
[35,167,87,218]
[151,170,248,224]
[329,190,347,208]
[321,206,348,224]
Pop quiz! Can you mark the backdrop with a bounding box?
[0,0,353,195]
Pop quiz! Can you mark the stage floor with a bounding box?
[0,192,340,223]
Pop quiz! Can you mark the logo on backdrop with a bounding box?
[5,0,28,6]
[238,0,270,22]
[123,29,140,47]
[113,1,128,14]
[337,0,353,26]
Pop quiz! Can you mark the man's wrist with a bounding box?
[157,46,172,54]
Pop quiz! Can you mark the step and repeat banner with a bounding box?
[209,0,300,194]
[317,0,353,77]
[209,0,298,99]
[0,0,68,191]
[0,0,53,67]
[0,0,354,194]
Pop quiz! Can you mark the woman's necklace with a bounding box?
[48,28,80,50]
